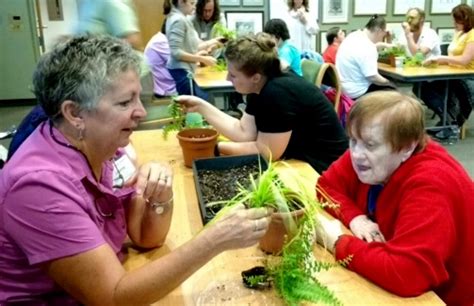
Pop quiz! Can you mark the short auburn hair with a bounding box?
[347,91,428,153]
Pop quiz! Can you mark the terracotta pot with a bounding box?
[259,209,305,255]
[177,128,218,168]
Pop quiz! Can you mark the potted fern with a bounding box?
[163,97,218,167]
[207,160,346,305]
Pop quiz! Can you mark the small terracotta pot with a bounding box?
[259,209,305,255]
[177,128,218,168]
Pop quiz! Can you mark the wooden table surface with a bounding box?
[124,129,444,305]
[194,66,234,93]
[378,63,474,82]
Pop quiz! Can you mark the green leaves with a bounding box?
[162,96,206,139]
[163,96,185,140]
[211,22,236,41]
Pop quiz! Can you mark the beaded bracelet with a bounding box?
[150,195,173,215]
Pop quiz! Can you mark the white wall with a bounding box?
[38,0,79,51]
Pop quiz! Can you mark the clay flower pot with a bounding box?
[259,209,305,255]
[177,128,218,168]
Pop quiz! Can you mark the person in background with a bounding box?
[421,4,474,130]
[315,91,474,306]
[164,0,224,100]
[286,0,319,51]
[399,7,441,59]
[76,0,142,50]
[264,18,302,76]
[0,35,271,305]
[178,33,348,173]
[322,27,345,65]
[189,0,226,41]
[336,15,396,99]
[144,21,177,98]
[7,0,145,160]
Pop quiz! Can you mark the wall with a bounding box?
[316,0,465,52]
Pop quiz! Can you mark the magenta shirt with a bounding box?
[0,122,134,304]
[144,32,177,96]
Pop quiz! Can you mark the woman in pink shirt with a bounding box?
[0,35,271,305]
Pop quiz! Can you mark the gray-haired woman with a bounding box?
[0,35,271,305]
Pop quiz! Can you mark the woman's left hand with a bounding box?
[135,162,173,204]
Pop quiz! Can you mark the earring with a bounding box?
[78,127,84,140]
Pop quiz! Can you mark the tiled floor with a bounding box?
[1,96,473,177]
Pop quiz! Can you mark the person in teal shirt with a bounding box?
[264,18,302,76]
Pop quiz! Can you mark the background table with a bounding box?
[124,129,444,305]
[378,63,474,132]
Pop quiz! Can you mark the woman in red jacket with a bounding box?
[316,90,474,305]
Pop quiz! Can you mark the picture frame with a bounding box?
[319,31,328,53]
[354,0,387,16]
[219,0,240,6]
[437,28,455,44]
[242,0,264,6]
[322,0,349,24]
[225,11,263,37]
[393,0,425,16]
[430,0,461,14]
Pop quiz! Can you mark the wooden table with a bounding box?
[194,66,234,95]
[124,129,444,305]
[378,63,474,130]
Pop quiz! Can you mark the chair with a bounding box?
[301,59,342,114]
[440,43,449,56]
[315,63,342,114]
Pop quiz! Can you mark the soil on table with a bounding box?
[196,163,260,220]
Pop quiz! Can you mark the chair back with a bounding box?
[440,44,449,55]
[316,63,342,113]
[301,59,323,85]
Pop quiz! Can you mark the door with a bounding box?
[0,0,42,100]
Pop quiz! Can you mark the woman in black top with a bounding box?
[178,33,347,173]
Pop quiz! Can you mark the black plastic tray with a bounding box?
[192,154,268,224]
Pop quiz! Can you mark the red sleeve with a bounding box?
[334,167,455,297]
[317,150,369,227]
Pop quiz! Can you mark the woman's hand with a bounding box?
[349,215,386,243]
[176,95,207,113]
[135,162,173,204]
[207,204,272,250]
[422,56,441,66]
[315,214,343,253]
[200,55,217,67]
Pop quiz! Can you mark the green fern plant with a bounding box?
[162,96,206,140]
[211,22,236,41]
[207,160,347,305]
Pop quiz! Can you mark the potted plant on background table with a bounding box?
[206,160,349,305]
[163,97,218,168]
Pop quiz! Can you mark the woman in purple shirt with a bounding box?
[0,35,271,305]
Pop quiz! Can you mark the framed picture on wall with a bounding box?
[322,0,349,24]
[242,0,264,6]
[225,11,263,37]
[430,0,461,14]
[220,0,240,6]
[319,31,328,53]
[354,0,387,16]
[437,28,455,44]
[393,0,425,16]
